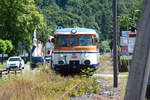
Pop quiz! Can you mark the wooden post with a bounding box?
[7,69,10,74]
[113,0,118,87]
[124,0,150,100]
[0,71,2,78]
[15,70,17,75]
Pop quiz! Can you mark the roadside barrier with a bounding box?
[0,69,22,78]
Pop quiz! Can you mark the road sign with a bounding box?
[122,31,131,37]
[120,37,128,46]
[128,34,136,53]
[121,46,128,56]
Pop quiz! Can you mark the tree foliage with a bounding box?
[0,40,7,54]
[5,40,13,54]
[0,0,45,49]
[118,1,142,34]
[100,40,111,53]
[0,0,143,56]
[35,0,142,41]
[37,26,52,44]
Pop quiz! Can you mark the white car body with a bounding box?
[6,56,24,70]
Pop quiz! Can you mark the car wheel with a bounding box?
[19,63,22,68]
[6,68,10,71]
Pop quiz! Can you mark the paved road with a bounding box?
[23,64,39,74]
[22,64,30,73]
[93,73,128,78]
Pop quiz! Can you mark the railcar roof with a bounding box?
[54,28,97,35]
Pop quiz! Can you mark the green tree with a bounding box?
[118,4,142,34]
[37,26,52,45]
[0,40,7,64]
[5,40,13,55]
[0,0,45,54]
[34,0,142,41]
[100,40,111,53]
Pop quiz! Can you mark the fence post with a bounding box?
[15,70,17,75]
[7,69,10,74]
[0,71,2,78]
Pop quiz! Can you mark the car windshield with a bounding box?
[45,56,51,59]
[56,36,69,47]
[80,35,93,46]
[32,57,43,62]
[9,58,20,61]
[45,56,51,58]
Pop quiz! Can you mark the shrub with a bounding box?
[119,56,131,72]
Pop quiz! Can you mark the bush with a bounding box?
[119,56,131,72]
[100,40,111,53]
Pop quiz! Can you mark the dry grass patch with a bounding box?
[0,66,99,100]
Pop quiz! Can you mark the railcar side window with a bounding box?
[71,36,79,46]
[56,36,69,47]
[80,35,93,46]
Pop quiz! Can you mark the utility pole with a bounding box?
[124,0,150,100]
[113,0,118,87]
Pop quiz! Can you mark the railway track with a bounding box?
[57,81,81,100]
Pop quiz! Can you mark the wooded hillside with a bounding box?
[35,0,142,40]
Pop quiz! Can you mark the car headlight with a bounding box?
[16,62,20,66]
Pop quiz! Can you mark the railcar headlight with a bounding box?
[84,60,90,65]
[71,29,77,34]
[85,55,89,58]
[60,54,64,58]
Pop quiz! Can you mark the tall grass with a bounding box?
[0,63,6,69]
[0,66,99,100]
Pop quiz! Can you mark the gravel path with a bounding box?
[69,78,126,100]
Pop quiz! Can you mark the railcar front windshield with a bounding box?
[56,35,93,47]
[71,35,79,46]
[80,35,93,46]
[56,36,69,47]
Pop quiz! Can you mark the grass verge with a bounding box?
[0,66,99,100]
[0,63,6,69]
